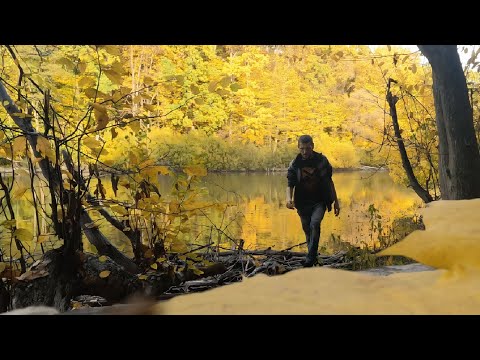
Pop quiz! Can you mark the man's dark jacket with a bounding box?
[287,151,334,211]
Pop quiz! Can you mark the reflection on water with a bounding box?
[193,171,422,252]
[1,171,423,257]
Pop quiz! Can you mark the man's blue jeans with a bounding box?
[297,202,326,265]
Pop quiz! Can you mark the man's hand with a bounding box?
[334,200,340,216]
[286,200,295,209]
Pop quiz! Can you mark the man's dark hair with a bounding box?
[298,135,313,145]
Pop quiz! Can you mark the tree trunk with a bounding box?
[386,79,433,203]
[418,45,480,199]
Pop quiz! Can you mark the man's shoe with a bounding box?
[303,260,314,268]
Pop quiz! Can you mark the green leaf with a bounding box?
[99,256,108,263]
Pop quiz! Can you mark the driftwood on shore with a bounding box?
[159,243,351,299]
[2,241,356,313]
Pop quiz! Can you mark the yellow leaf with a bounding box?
[143,104,156,112]
[195,98,205,105]
[128,120,141,133]
[138,274,148,280]
[143,76,154,86]
[62,169,73,180]
[101,45,121,56]
[99,255,108,262]
[169,201,180,214]
[110,61,124,74]
[144,165,170,178]
[192,268,204,276]
[56,57,75,71]
[104,69,123,85]
[170,241,188,253]
[150,263,158,270]
[183,165,207,177]
[84,88,108,99]
[37,234,50,244]
[208,81,218,92]
[219,76,231,87]
[82,137,103,152]
[12,136,27,157]
[111,204,128,216]
[78,76,94,88]
[35,135,55,160]
[411,64,417,74]
[1,219,17,229]
[77,62,87,74]
[139,159,156,168]
[99,270,111,278]
[12,169,31,197]
[14,228,33,242]
[128,151,138,164]
[0,263,6,273]
[216,89,229,97]
[119,179,131,188]
[0,130,4,141]
[92,103,110,131]
[190,84,200,95]
[230,83,241,92]
[175,75,185,85]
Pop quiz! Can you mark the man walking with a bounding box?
[286,135,340,267]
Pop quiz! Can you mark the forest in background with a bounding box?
[3,45,479,191]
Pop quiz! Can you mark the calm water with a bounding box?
[2,171,423,257]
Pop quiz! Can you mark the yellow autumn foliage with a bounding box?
[158,199,480,314]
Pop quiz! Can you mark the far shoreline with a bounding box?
[0,165,388,176]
